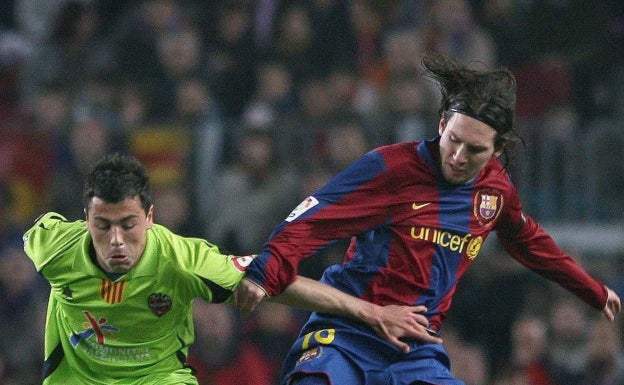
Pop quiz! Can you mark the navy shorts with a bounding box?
[280,319,465,385]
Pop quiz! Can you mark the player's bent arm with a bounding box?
[272,276,443,352]
[232,276,443,351]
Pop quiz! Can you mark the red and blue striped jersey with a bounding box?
[246,138,607,329]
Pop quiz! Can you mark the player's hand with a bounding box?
[367,304,443,353]
[233,278,269,317]
[603,286,621,321]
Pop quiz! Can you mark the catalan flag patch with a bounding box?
[100,279,126,304]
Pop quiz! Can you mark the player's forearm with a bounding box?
[274,276,443,349]
[498,215,607,309]
[274,275,378,324]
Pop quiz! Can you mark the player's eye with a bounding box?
[467,145,487,154]
[95,223,110,231]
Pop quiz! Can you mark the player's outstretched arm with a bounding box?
[270,276,443,352]
[603,286,621,321]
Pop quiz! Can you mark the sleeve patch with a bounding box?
[230,255,254,272]
[285,196,319,222]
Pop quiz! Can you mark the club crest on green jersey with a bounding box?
[148,293,172,316]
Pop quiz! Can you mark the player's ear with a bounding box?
[493,142,505,158]
[438,115,447,135]
[146,205,154,228]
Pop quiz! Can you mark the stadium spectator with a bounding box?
[243,301,305,383]
[268,3,319,86]
[348,0,386,80]
[0,81,66,226]
[0,29,32,120]
[443,326,489,385]
[323,117,372,173]
[581,316,624,385]
[188,300,275,385]
[491,315,556,385]
[245,59,298,117]
[50,117,124,220]
[422,0,497,68]
[377,71,436,144]
[172,75,230,232]
[21,1,112,104]
[0,241,47,384]
[544,296,593,385]
[0,181,22,245]
[109,0,186,99]
[205,2,257,118]
[206,123,300,255]
[278,75,344,170]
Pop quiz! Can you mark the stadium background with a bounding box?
[0,1,623,384]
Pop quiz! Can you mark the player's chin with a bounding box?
[442,172,470,185]
[106,258,133,273]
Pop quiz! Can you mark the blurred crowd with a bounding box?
[1,0,623,384]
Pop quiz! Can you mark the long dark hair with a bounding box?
[421,54,525,168]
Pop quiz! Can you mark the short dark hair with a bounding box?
[421,54,524,165]
[83,153,153,213]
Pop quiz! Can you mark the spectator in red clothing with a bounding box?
[188,300,275,385]
[492,315,556,385]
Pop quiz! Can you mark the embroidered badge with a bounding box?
[473,189,503,225]
[148,293,172,316]
[296,346,322,366]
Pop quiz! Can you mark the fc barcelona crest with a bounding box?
[473,189,503,226]
[148,293,172,317]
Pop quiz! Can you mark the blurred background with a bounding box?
[1,0,623,384]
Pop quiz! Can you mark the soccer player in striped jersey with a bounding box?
[234,54,621,385]
[23,153,434,385]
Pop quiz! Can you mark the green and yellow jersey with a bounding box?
[23,212,251,385]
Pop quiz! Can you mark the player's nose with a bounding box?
[110,226,123,246]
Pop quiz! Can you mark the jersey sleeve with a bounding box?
[153,225,252,303]
[23,212,83,272]
[246,149,392,296]
[183,238,252,293]
[495,188,608,310]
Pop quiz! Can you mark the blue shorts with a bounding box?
[280,317,464,385]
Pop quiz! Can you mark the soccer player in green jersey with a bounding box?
[23,153,436,385]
